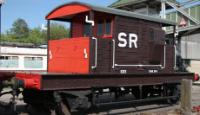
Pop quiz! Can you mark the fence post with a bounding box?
[181,79,192,115]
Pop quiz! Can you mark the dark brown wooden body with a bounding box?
[89,15,175,74]
[41,72,194,90]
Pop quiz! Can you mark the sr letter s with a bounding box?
[118,32,138,48]
[118,32,127,48]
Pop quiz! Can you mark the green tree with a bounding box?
[2,21,70,45]
[27,27,46,45]
[10,18,30,39]
[50,23,70,40]
[1,33,16,42]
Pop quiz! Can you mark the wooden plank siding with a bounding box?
[89,16,175,74]
[90,38,112,74]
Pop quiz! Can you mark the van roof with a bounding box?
[46,2,176,26]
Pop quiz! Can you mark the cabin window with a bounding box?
[97,21,104,36]
[96,19,112,38]
[24,57,43,69]
[150,28,154,40]
[0,56,19,68]
[105,19,111,35]
[83,23,92,37]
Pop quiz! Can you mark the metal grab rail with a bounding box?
[91,37,98,69]
[174,45,177,69]
[112,39,116,69]
[112,39,166,69]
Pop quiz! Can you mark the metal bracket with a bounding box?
[85,15,94,26]
[113,41,166,69]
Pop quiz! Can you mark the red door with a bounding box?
[48,37,90,74]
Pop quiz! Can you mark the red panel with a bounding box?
[16,73,41,90]
[48,37,90,74]
[46,4,91,19]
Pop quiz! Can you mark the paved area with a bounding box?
[136,85,200,115]
[0,85,199,115]
[192,85,200,107]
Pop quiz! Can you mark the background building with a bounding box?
[165,1,200,74]
[0,42,47,72]
[110,0,200,74]
[110,0,177,16]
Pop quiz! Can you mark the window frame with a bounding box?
[149,28,154,41]
[83,22,92,37]
[97,20,104,37]
[24,56,43,69]
[105,19,112,36]
[0,55,19,68]
[96,18,113,39]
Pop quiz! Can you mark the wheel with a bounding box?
[27,104,51,115]
[54,100,71,115]
[166,85,180,104]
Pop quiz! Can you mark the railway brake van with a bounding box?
[0,2,199,115]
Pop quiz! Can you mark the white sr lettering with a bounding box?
[118,32,138,48]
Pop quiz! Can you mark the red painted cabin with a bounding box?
[46,3,115,74]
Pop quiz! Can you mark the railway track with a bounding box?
[0,89,181,115]
[3,85,200,115]
[121,104,179,115]
[0,96,179,115]
[72,103,179,115]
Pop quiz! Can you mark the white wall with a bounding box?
[187,60,200,75]
[0,46,47,55]
[0,46,47,71]
[181,33,200,60]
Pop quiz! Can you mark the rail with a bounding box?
[91,37,98,69]
[112,39,166,69]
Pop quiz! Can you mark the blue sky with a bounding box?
[2,0,116,33]
[1,0,198,33]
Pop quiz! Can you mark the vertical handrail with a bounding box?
[174,45,177,69]
[112,39,115,69]
[91,37,97,69]
[161,44,166,69]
